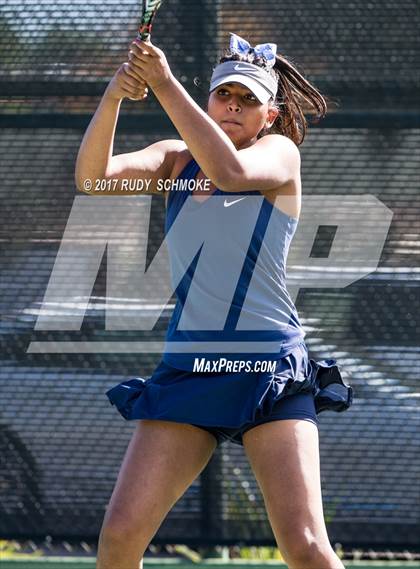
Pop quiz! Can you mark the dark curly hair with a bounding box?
[216,45,328,146]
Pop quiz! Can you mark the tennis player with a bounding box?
[76,33,352,569]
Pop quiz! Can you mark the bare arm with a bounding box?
[220,134,301,192]
[128,40,300,192]
[75,63,185,195]
[74,89,122,193]
[154,76,300,192]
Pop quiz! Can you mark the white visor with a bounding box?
[209,61,278,104]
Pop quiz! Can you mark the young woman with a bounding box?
[76,33,352,569]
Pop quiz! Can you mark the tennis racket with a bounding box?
[137,0,163,41]
[128,0,163,100]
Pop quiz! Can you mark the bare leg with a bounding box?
[96,419,217,569]
[243,419,345,569]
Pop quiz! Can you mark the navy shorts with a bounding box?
[106,340,352,447]
[191,390,318,446]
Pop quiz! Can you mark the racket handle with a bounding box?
[137,30,151,41]
[137,22,152,42]
[128,25,151,100]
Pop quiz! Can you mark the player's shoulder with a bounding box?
[256,134,301,169]
[162,141,193,208]
[257,133,300,153]
[168,143,195,179]
[154,138,188,156]
[150,139,189,180]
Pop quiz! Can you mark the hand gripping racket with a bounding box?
[129,0,163,100]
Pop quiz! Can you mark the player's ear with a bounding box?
[265,105,279,128]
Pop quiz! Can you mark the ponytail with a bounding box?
[268,54,327,145]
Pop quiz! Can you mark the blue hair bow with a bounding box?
[229,33,277,68]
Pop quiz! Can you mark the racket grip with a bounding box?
[137,31,151,41]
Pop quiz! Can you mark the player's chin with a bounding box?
[224,131,240,143]
[220,122,242,138]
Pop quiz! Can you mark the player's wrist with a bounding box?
[103,85,124,103]
[150,72,176,95]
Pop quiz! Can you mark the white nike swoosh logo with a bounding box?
[224,197,246,207]
[234,64,252,71]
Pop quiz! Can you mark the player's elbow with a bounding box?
[75,163,106,194]
[75,172,93,194]
[74,161,87,193]
[213,164,249,192]
[75,172,86,193]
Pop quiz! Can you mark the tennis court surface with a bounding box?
[1,558,420,569]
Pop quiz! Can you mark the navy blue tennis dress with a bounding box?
[106,158,353,446]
